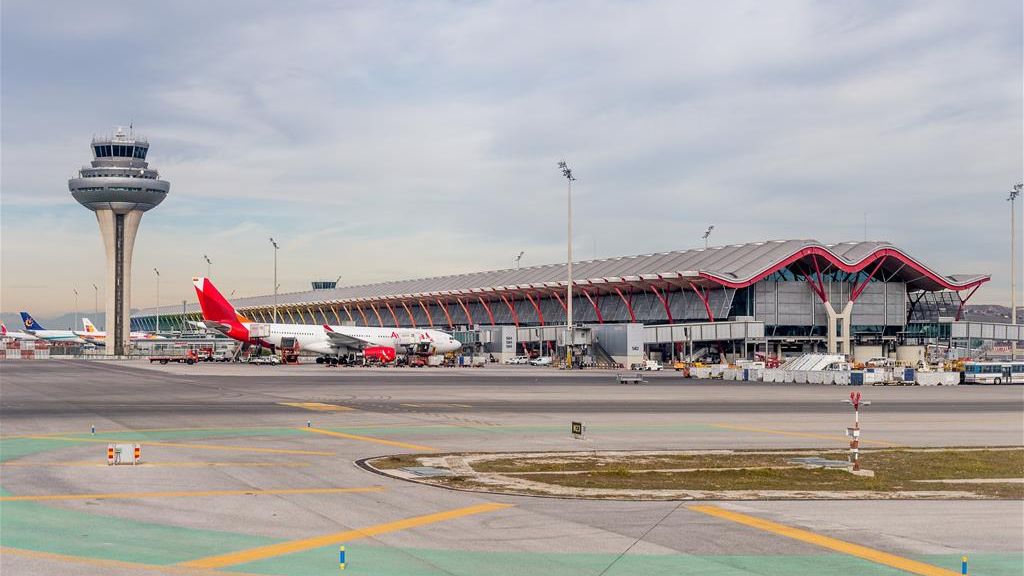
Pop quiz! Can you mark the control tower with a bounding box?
[69,127,170,355]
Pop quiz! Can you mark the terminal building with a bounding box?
[133,239,1007,365]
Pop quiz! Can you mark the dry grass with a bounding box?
[498,449,1024,498]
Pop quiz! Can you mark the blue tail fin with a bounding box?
[20,312,44,331]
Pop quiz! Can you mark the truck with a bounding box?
[149,349,199,365]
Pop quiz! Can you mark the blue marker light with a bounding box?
[961,555,967,575]
[339,545,346,571]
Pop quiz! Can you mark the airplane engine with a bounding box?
[363,346,397,364]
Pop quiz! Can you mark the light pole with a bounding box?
[73,288,79,330]
[92,283,99,326]
[1010,184,1022,360]
[703,225,714,249]
[269,237,279,323]
[203,254,212,279]
[515,251,524,270]
[153,268,160,334]
[558,161,576,369]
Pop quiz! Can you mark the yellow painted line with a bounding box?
[0,546,265,575]
[689,505,958,576]
[1,461,312,468]
[180,502,513,569]
[713,423,902,447]
[303,427,437,451]
[23,435,335,456]
[278,402,353,412]
[0,486,383,502]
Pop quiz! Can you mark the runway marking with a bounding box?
[0,486,384,502]
[712,424,902,447]
[179,502,514,569]
[689,505,958,576]
[1,461,312,468]
[302,427,438,451]
[0,547,265,575]
[22,436,335,456]
[278,402,353,412]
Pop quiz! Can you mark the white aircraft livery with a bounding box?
[193,277,461,362]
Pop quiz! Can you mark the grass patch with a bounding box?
[486,448,1024,498]
[473,452,796,473]
[369,454,425,469]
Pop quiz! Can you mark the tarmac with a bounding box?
[1,359,1021,575]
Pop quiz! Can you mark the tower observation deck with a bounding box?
[69,126,170,355]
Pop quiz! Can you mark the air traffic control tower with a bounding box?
[70,127,169,355]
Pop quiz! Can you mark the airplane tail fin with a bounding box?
[193,277,251,324]
[20,312,44,331]
[82,318,98,332]
[1,321,7,335]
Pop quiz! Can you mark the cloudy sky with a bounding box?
[1,0,1021,319]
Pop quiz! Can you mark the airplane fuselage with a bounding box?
[243,323,461,357]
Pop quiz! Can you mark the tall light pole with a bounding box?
[73,288,79,330]
[203,254,212,279]
[1010,183,1022,360]
[515,251,524,270]
[153,268,160,333]
[558,161,576,369]
[92,284,99,326]
[703,225,714,249]
[269,237,279,323]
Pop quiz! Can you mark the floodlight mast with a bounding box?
[269,237,279,323]
[558,161,576,369]
[1009,182,1022,361]
[703,225,714,249]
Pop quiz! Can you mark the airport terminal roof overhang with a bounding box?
[138,240,989,317]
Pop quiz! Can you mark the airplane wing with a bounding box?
[322,325,372,349]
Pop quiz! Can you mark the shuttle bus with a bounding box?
[961,361,1024,385]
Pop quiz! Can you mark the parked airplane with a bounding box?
[192,277,461,363]
[19,312,85,343]
[1,321,38,341]
[74,318,166,345]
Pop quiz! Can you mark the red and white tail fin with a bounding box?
[1,321,7,336]
[82,318,98,332]
[193,277,251,323]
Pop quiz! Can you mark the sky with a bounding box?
[1,0,1021,320]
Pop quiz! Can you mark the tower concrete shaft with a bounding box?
[96,210,142,355]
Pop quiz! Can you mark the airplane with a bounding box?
[19,312,86,343]
[1,321,38,341]
[74,318,166,345]
[192,276,461,364]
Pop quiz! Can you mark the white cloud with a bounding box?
[2,0,1020,316]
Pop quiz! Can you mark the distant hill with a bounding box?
[959,304,1024,324]
[1,312,107,332]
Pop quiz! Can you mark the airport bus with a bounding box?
[961,361,1024,385]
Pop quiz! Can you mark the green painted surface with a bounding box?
[0,438,88,462]
[0,499,278,565]
[228,545,1024,576]
[321,423,719,437]
[0,427,307,463]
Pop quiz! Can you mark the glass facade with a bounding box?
[93,144,147,159]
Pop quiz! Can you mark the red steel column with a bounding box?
[477,296,496,325]
[436,298,454,328]
[612,287,636,322]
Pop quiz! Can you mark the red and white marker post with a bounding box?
[844,392,871,471]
